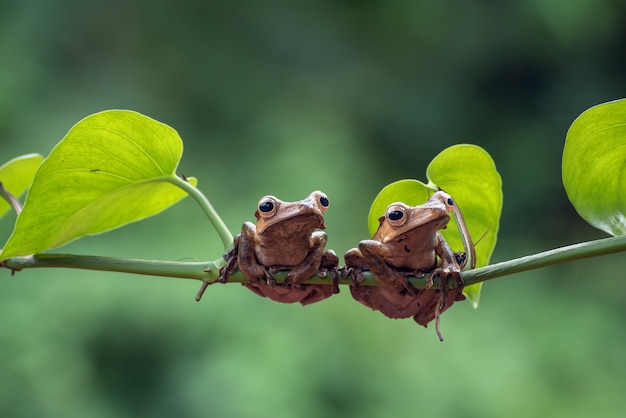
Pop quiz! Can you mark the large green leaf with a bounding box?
[1,110,196,259]
[562,99,626,236]
[368,144,503,307]
[0,154,44,219]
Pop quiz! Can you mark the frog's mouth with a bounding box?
[283,203,326,227]
[284,212,326,230]
[383,216,448,244]
[258,212,325,236]
[301,213,326,230]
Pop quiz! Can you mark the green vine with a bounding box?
[2,101,626,308]
[3,233,624,291]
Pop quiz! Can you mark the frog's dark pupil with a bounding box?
[320,196,329,207]
[388,210,404,221]
[259,201,274,212]
[447,198,454,206]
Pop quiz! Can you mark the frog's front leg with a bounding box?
[432,233,464,291]
[237,222,275,285]
[344,247,368,283]
[216,234,241,284]
[429,233,465,319]
[357,240,418,295]
[285,231,331,285]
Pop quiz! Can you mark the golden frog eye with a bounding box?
[257,196,278,218]
[432,191,455,212]
[386,205,407,226]
[309,190,329,212]
[318,193,329,211]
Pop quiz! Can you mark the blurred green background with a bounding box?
[2,1,626,417]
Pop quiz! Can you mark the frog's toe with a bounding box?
[331,268,340,294]
[264,271,276,286]
[451,270,464,289]
[347,268,364,284]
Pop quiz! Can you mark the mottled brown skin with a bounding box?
[345,191,466,339]
[219,191,338,305]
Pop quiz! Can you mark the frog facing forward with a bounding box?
[200,191,338,305]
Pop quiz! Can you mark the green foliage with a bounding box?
[0,110,196,259]
[3,2,626,418]
[563,99,626,236]
[367,144,503,306]
[0,154,44,219]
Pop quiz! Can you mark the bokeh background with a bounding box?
[2,1,626,417]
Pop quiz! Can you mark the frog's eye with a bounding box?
[258,197,278,218]
[433,191,455,211]
[319,194,330,210]
[386,205,407,226]
[259,201,274,212]
[310,191,330,212]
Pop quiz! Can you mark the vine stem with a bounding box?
[461,233,626,285]
[3,234,626,288]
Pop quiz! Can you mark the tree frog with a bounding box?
[345,191,472,340]
[199,191,339,305]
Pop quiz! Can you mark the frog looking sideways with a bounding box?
[197,191,339,305]
[345,191,474,340]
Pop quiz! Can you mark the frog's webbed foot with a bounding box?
[434,232,465,291]
[424,271,435,289]
[346,268,364,285]
[430,264,463,304]
[217,244,240,283]
[318,250,340,294]
[344,247,367,285]
[249,266,276,286]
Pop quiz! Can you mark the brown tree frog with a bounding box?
[345,191,473,340]
[198,191,339,305]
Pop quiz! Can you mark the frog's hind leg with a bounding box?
[358,240,418,295]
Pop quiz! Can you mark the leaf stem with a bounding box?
[167,175,234,251]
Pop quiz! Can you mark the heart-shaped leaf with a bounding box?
[0,154,44,219]
[368,144,503,307]
[1,110,196,259]
[562,99,626,236]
